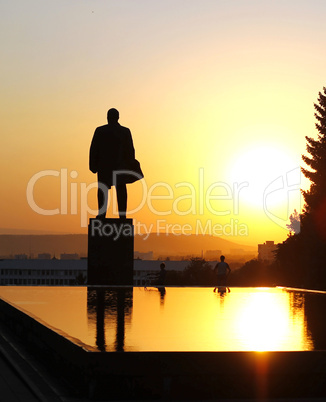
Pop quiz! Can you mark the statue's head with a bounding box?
[107,108,119,123]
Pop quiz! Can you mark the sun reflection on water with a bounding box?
[234,288,313,351]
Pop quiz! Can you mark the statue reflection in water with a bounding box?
[87,288,133,352]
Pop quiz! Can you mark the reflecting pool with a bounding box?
[0,286,324,352]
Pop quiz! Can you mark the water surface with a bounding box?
[0,286,323,352]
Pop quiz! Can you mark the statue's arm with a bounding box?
[89,129,99,173]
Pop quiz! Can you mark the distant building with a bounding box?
[205,250,222,261]
[230,248,245,256]
[258,241,277,262]
[37,253,51,260]
[14,254,28,260]
[0,259,218,286]
[0,259,87,286]
[60,253,79,260]
[134,251,154,260]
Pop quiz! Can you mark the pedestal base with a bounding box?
[87,218,134,285]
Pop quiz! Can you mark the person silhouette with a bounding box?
[156,262,167,286]
[213,255,231,291]
[89,108,137,219]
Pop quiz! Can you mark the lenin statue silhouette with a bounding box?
[89,108,143,219]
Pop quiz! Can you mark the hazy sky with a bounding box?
[1,0,326,246]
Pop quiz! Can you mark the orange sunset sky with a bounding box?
[1,1,326,246]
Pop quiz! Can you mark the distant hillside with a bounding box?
[0,227,69,235]
[0,233,256,258]
[134,233,256,257]
[0,234,88,257]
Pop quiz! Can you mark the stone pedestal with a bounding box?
[88,218,134,285]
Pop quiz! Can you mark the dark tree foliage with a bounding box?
[228,259,275,287]
[302,88,326,214]
[276,87,326,289]
[164,270,184,286]
[286,209,301,235]
[74,273,87,285]
[183,258,216,286]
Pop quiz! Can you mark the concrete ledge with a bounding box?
[1,296,326,400]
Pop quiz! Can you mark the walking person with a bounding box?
[214,255,231,291]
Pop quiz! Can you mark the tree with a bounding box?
[286,209,301,235]
[301,87,326,242]
[228,259,275,287]
[74,273,87,285]
[183,258,215,286]
[302,88,326,212]
[276,87,326,289]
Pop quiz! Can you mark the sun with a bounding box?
[227,143,301,209]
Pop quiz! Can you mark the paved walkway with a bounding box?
[0,322,67,402]
[0,352,38,402]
